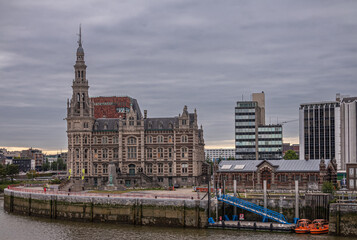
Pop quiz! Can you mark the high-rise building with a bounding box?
[299,93,357,170]
[235,92,282,160]
[340,95,357,170]
[299,100,340,163]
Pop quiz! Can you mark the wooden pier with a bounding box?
[208,221,294,232]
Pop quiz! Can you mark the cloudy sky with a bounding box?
[1,0,357,153]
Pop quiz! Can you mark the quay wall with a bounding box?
[3,189,208,228]
[329,203,357,237]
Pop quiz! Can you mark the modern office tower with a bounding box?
[340,95,357,170]
[299,98,341,168]
[299,94,357,170]
[235,92,283,160]
[258,125,283,160]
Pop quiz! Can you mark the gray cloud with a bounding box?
[1,0,357,150]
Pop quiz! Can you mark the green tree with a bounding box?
[6,164,19,182]
[283,150,299,160]
[0,165,7,182]
[227,157,235,160]
[42,161,50,171]
[322,181,335,194]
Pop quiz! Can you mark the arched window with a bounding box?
[77,93,80,102]
[93,149,98,159]
[168,135,173,143]
[77,70,80,78]
[128,137,136,145]
[84,136,88,144]
[93,137,97,144]
[169,123,173,129]
[75,136,79,144]
[94,122,99,130]
[104,124,108,130]
[102,136,108,144]
[157,135,164,143]
[148,122,152,129]
[146,136,152,144]
[159,121,163,129]
[81,71,84,78]
[113,136,118,144]
[84,149,88,159]
[76,149,80,159]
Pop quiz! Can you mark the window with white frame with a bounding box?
[128,147,137,159]
[181,147,188,158]
[181,135,188,143]
[157,148,163,158]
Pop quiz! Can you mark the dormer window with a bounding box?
[148,122,152,129]
[129,117,134,126]
[104,123,108,130]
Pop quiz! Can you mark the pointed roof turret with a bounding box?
[77,24,84,55]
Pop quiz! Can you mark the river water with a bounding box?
[0,196,346,240]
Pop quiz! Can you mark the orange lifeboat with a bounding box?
[294,219,312,234]
[310,219,329,235]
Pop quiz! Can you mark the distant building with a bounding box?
[299,94,357,170]
[216,159,337,190]
[12,158,32,172]
[205,149,235,162]
[235,92,283,160]
[20,148,44,170]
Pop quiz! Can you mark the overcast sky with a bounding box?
[1,0,357,153]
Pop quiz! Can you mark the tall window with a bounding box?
[129,164,136,175]
[93,137,97,144]
[146,163,153,174]
[157,135,164,143]
[84,149,88,159]
[113,136,119,144]
[102,136,108,144]
[76,149,80,159]
[147,148,152,158]
[169,163,172,173]
[93,149,98,159]
[158,163,163,174]
[128,147,137,159]
[129,117,135,126]
[103,164,108,174]
[157,148,163,158]
[181,135,188,143]
[146,136,153,143]
[168,148,173,158]
[84,136,88,144]
[181,147,188,158]
[75,136,79,144]
[93,164,97,174]
[181,163,188,173]
[113,148,118,159]
[102,149,108,159]
[168,135,173,143]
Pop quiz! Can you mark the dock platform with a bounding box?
[208,221,294,232]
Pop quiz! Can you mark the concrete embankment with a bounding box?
[3,189,208,228]
[329,203,357,237]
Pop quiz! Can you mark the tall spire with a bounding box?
[78,24,82,47]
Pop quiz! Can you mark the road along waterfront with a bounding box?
[0,195,346,240]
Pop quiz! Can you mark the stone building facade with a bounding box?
[216,159,337,191]
[66,28,207,189]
